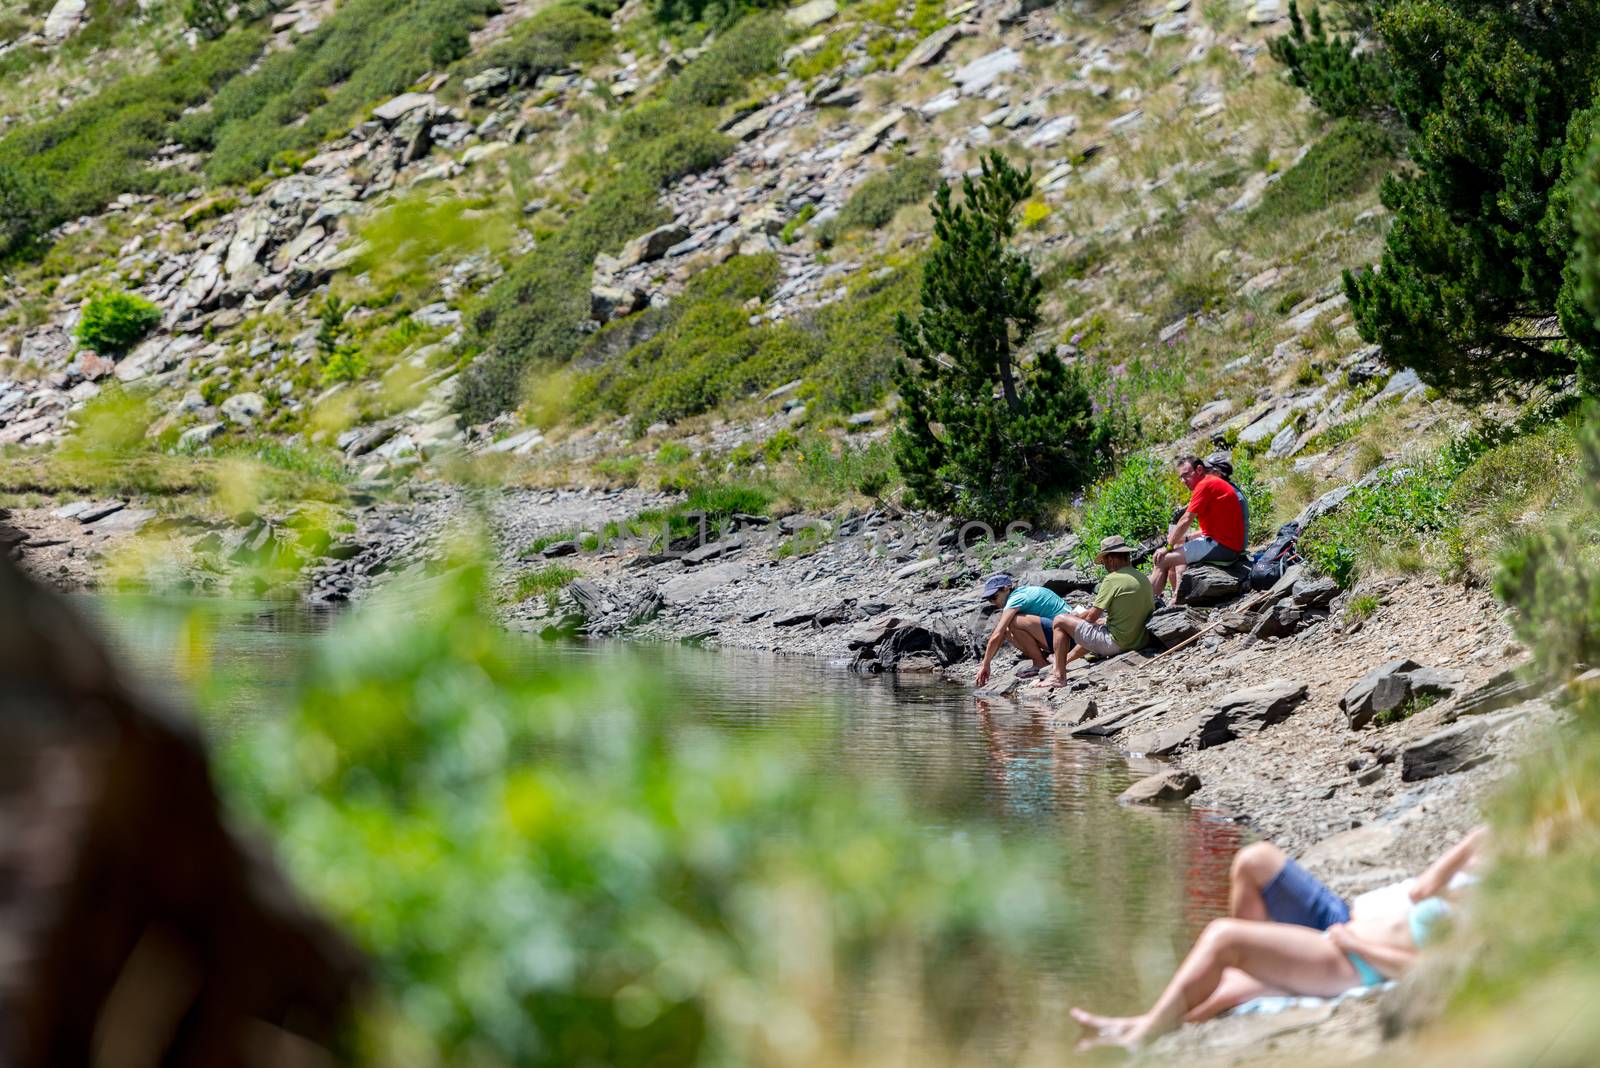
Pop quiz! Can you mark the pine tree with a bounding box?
[1274,2,1600,397]
[892,151,1114,524]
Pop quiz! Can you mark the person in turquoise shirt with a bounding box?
[974,573,1067,688]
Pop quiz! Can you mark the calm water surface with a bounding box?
[87,594,1243,1029]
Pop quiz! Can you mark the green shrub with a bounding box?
[1231,451,1276,544]
[75,291,163,356]
[469,2,613,82]
[1252,118,1393,223]
[664,12,789,109]
[0,29,265,239]
[178,0,498,185]
[801,262,921,415]
[0,163,56,259]
[651,0,783,29]
[816,155,941,246]
[570,255,799,427]
[512,562,580,603]
[1071,453,1184,564]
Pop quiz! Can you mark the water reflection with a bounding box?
[85,595,1243,1016]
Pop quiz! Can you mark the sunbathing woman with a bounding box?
[1071,827,1486,1051]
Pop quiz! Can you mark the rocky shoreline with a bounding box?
[3,475,1564,1064]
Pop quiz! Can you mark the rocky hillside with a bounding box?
[0,0,1571,609]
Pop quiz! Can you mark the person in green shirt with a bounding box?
[1035,535,1154,689]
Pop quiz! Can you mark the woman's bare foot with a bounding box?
[1070,1007,1146,1051]
[1031,675,1066,689]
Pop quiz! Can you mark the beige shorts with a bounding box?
[1072,620,1124,657]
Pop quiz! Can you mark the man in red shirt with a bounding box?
[1150,455,1247,601]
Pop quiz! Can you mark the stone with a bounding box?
[681,536,743,566]
[1454,668,1543,718]
[726,104,778,141]
[839,108,905,159]
[1177,561,1250,606]
[846,617,902,649]
[1189,397,1233,429]
[785,0,838,29]
[1248,0,1283,24]
[1053,696,1098,725]
[1106,108,1144,133]
[1146,606,1206,648]
[952,48,1022,95]
[1119,770,1201,805]
[412,303,461,329]
[1401,710,1521,781]
[87,507,154,536]
[620,223,692,267]
[1240,266,1282,296]
[225,209,273,278]
[896,25,961,74]
[1250,600,1306,639]
[661,562,746,605]
[565,579,614,621]
[590,284,648,321]
[1292,575,1340,608]
[1125,712,1219,757]
[1284,293,1348,333]
[893,557,940,581]
[75,500,126,524]
[1023,114,1078,148]
[1213,680,1309,734]
[43,0,86,40]
[1238,405,1294,446]
[463,67,513,97]
[1340,658,1422,729]
[178,422,225,449]
[855,617,971,670]
[541,540,579,558]
[221,392,267,426]
[373,92,436,125]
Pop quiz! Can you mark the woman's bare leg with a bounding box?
[1230,842,1289,922]
[1184,968,1284,1023]
[1005,615,1051,666]
[1071,919,1359,1050]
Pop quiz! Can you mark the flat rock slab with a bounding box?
[661,562,746,605]
[87,508,154,536]
[1214,679,1310,733]
[1120,769,1201,805]
[952,47,1021,94]
[1401,708,1523,781]
[896,24,961,73]
[75,500,126,524]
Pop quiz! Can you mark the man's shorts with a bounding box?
[1071,619,1123,657]
[1183,536,1242,566]
[1262,857,1351,930]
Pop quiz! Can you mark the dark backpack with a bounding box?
[1249,521,1302,590]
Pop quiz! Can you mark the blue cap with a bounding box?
[980,573,1014,599]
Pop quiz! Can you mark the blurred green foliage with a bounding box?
[75,290,163,356]
[219,558,1081,1066]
